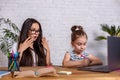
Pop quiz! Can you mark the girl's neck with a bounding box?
[73,50,82,55]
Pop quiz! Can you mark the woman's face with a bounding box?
[28,23,40,41]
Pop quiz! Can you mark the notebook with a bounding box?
[78,36,120,73]
[0,71,10,78]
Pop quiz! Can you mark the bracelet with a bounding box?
[46,66,53,68]
[34,71,39,77]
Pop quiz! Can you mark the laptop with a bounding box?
[78,36,120,73]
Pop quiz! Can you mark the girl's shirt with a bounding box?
[70,51,89,61]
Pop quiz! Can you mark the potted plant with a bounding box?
[95,24,120,41]
[0,18,20,55]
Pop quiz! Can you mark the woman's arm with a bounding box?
[45,48,52,66]
[42,37,52,66]
[36,67,58,77]
[14,70,35,78]
[14,67,58,78]
[62,52,91,68]
[88,54,103,66]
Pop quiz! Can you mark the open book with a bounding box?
[0,71,10,78]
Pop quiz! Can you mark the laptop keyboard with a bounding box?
[78,65,112,72]
[96,66,108,69]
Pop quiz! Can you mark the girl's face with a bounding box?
[28,23,40,41]
[71,35,87,54]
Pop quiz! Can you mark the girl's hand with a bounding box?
[83,58,91,66]
[41,37,50,51]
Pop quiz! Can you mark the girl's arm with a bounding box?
[62,52,91,68]
[87,54,103,66]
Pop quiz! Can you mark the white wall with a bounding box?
[0,0,120,67]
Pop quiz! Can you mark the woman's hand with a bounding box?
[18,37,34,61]
[37,67,59,77]
[41,37,50,52]
[14,70,35,78]
[18,37,34,53]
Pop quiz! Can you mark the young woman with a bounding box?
[17,18,51,66]
[62,25,102,68]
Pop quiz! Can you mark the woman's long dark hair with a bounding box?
[18,18,46,66]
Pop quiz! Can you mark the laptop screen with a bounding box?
[108,36,120,70]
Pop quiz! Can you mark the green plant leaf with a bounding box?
[95,24,120,41]
[95,36,107,41]
[0,18,20,54]
[110,25,116,36]
[101,24,112,36]
[116,26,120,37]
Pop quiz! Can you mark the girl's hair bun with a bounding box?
[71,25,83,32]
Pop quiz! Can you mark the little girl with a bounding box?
[62,25,102,68]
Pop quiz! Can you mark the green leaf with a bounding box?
[116,26,120,37]
[0,18,20,54]
[95,24,120,41]
[110,25,115,36]
[95,36,107,41]
[101,24,111,36]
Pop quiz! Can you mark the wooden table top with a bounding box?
[1,66,120,80]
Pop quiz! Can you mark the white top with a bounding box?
[31,50,37,66]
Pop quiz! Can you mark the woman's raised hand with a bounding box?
[41,37,50,51]
[18,37,34,54]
